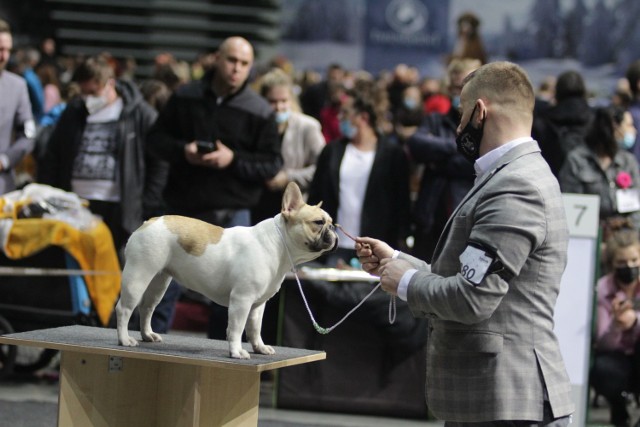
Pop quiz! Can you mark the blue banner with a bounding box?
[363,0,450,75]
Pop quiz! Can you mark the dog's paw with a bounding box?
[253,344,275,355]
[120,336,139,347]
[230,348,251,359]
[141,332,162,343]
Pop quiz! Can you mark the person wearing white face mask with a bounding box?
[39,54,168,263]
[251,68,325,224]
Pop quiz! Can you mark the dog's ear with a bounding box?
[282,182,305,220]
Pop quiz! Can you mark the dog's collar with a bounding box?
[274,220,296,273]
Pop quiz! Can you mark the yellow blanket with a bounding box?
[2,218,121,326]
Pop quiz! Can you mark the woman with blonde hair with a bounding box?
[252,68,325,223]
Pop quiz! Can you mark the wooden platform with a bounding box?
[0,325,325,427]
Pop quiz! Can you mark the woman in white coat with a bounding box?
[252,68,326,223]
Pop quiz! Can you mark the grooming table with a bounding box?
[0,325,325,426]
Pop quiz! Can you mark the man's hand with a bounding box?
[265,170,288,191]
[355,237,394,276]
[184,140,234,169]
[378,258,413,296]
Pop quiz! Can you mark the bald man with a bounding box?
[147,37,281,338]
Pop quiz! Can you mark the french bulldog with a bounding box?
[116,182,337,359]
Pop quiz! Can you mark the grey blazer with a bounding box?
[0,70,35,194]
[399,141,574,422]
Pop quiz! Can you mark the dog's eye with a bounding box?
[314,220,324,226]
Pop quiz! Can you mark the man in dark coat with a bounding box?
[146,36,281,339]
[39,55,167,261]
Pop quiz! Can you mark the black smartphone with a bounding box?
[196,140,217,154]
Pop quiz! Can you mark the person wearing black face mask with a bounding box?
[616,264,640,285]
[455,103,485,162]
[591,228,640,427]
[356,62,573,425]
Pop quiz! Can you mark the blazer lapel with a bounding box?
[431,141,542,260]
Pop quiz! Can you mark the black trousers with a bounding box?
[590,348,640,426]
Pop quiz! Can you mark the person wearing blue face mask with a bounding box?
[559,106,640,232]
[308,92,410,266]
[620,131,637,151]
[251,68,325,224]
[393,85,424,143]
[617,109,638,151]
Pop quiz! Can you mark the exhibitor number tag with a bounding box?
[616,188,640,214]
[459,244,494,285]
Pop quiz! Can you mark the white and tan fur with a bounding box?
[116,182,338,359]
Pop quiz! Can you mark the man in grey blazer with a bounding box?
[0,19,35,194]
[356,62,574,426]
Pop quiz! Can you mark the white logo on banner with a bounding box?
[385,0,428,35]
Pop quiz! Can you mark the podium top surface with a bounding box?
[0,325,325,372]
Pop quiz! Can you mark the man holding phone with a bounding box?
[147,36,281,338]
[149,36,281,228]
[196,140,217,154]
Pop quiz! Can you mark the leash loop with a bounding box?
[275,221,396,334]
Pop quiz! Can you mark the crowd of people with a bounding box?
[5,15,640,426]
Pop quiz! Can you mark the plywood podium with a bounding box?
[0,325,325,426]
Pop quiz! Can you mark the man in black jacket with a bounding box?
[39,55,168,262]
[147,36,281,339]
[407,58,479,262]
[148,36,281,226]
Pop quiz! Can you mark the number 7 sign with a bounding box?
[562,194,600,239]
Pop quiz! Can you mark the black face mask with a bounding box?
[615,266,640,285]
[456,104,485,163]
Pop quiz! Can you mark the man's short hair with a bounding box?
[72,55,115,84]
[463,61,535,117]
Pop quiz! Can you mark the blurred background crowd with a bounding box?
[4,1,640,425]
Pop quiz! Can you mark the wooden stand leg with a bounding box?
[57,351,260,427]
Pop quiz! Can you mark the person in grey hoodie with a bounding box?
[39,55,168,261]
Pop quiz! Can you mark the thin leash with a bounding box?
[275,221,396,335]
